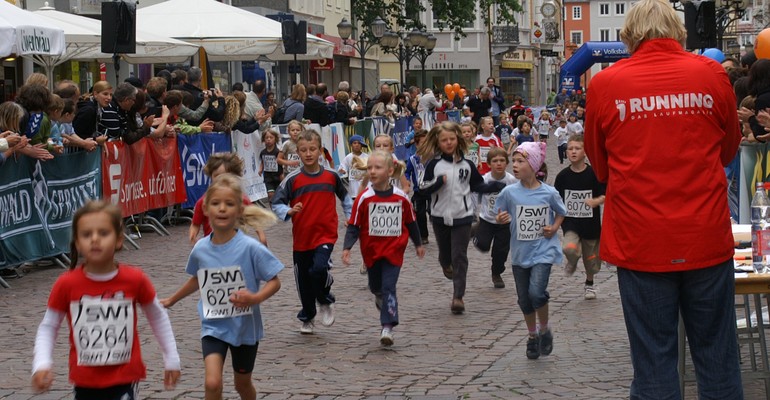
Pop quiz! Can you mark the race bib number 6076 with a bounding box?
[516,204,549,241]
[198,266,253,320]
[70,298,134,366]
[564,189,593,218]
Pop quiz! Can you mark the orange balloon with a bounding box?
[453,83,461,94]
[460,89,467,98]
[448,91,456,101]
[444,84,453,97]
[757,28,770,59]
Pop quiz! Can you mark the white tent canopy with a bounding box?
[136,0,334,62]
[0,1,65,58]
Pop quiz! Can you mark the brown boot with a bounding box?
[492,274,505,288]
[441,265,454,280]
[451,298,465,314]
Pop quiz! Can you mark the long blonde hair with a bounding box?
[204,174,277,231]
[351,151,406,181]
[221,95,241,129]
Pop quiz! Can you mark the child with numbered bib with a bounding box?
[272,129,353,334]
[259,129,283,202]
[161,174,283,400]
[554,135,605,299]
[32,201,181,399]
[419,121,506,314]
[495,141,566,360]
[338,134,369,202]
[277,120,303,175]
[342,150,425,346]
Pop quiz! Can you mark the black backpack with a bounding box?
[272,104,288,124]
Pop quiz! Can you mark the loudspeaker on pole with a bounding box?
[102,1,137,54]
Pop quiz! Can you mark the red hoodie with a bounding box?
[584,39,740,272]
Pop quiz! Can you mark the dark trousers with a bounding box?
[472,219,511,275]
[367,259,401,326]
[411,191,431,239]
[293,244,335,322]
[432,219,471,299]
[558,143,567,163]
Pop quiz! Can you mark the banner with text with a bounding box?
[0,151,101,267]
[231,129,268,201]
[102,137,186,216]
[177,133,233,208]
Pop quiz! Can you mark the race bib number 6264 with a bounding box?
[70,298,134,366]
[197,266,253,320]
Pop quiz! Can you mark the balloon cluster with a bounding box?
[443,83,467,101]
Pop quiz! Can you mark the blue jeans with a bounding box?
[367,259,401,327]
[617,260,742,400]
[293,244,335,322]
[512,264,551,314]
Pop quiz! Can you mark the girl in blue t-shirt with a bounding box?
[161,174,283,400]
[495,141,566,361]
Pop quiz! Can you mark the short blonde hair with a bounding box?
[620,0,686,53]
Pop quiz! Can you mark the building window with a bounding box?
[616,28,622,41]
[599,3,610,16]
[615,2,625,15]
[741,8,752,22]
[572,6,582,20]
[571,31,583,45]
[741,33,754,46]
[600,29,610,42]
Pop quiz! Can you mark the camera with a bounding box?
[198,89,217,98]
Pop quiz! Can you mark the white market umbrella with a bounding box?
[33,6,199,67]
[0,1,65,58]
[136,0,334,61]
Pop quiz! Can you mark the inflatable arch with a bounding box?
[559,42,630,92]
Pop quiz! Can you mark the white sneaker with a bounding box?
[584,285,597,300]
[380,327,394,346]
[318,304,335,326]
[300,321,314,334]
[360,261,367,274]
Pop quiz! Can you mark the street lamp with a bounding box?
[337,16,386,99]
[380,26,436,90]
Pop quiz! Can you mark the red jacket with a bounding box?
[584,39,740,272]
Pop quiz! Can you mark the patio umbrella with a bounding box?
[136,0,334,61]
[0,1,65,58]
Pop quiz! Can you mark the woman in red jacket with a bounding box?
[584,0,742,398]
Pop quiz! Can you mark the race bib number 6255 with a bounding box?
[198,266,253,320]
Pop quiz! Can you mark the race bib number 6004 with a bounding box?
[369,202,402,237]
[70,298,134,366]
[198,266,253,320]
[516,204,549,241]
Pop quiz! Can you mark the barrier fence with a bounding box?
[0,112,462,274]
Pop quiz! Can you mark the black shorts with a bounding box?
[74,383,138,400]
[201,335,259,374]
[263,173,282,193]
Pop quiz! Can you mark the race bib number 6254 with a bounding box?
[516,204,549,241]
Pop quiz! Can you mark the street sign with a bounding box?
[540,49,559,57]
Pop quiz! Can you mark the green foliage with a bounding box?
[350,0,521,41]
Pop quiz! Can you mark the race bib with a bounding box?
[516,204,549,241]
[467,149,479,165]
[197,266,253,320]
[263,154,278,172]
[479,146,490,164]
[368,202,402,237]
[350,168,365,181]
[564,189,593,218]
[70,298,134,366]
[284,153,300,174]
[487,193,499,212]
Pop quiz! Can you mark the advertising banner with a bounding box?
[0,151,101,267]
[177,133,233,208]
[102,138,186,217]
[231,130,268,202]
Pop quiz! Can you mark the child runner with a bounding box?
[460,122,480,168]
[272,129,353,334]
[419,121,506,314]
[554,135,605,300]
[32,201,181,399]
[342,150,425,346]
[566,112,584,137]
[259,129,283,202]
[475,116,503,175]
[473,147,517,289]
[405,129,430,244]
[338,134,369,202]
[494,112,513,153]
[162,174,282,400]
[189,152,267,246]
[371,134,411,192]
[554,118,569,164]
[535,111,552,143]
[404,116,424,158]
[495,141,567,360]
[277,120,303,175]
